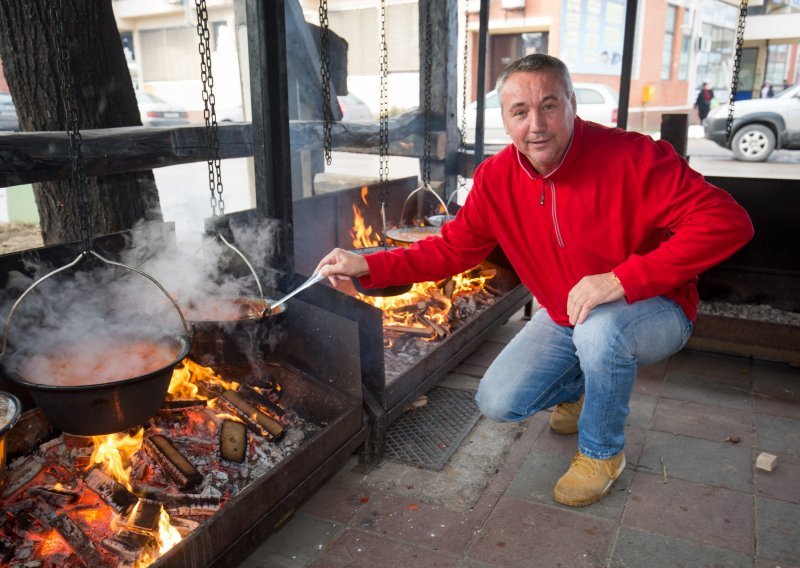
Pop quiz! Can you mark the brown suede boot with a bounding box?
[548,394,584,434]
[552,451,626,507]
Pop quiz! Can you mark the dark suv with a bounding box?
[0,92,19,131]
[704,83,800,162]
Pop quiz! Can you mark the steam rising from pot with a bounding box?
[0,217,282,381]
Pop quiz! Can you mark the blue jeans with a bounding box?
[475,296,692,460]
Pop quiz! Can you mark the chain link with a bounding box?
[49,0,92,249]
[319,0,333,166]
[725,0,748,146]
[457,0,469,195]
[195,0,224,216]
[378,0,390,240]
[421,0,433,186]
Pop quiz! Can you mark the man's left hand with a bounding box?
[567,272,626,326]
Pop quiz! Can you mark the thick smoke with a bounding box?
[0,217,284,386]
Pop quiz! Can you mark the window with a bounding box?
[765,44,789,88]
[575,88,604,104]
[661,5,677,80]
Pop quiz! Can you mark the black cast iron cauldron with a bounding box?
[0,250,194,436]
[350,246,413,297]
[186,296,287,366]
[2,334,191,436]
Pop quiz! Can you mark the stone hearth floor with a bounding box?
[239,309,800,568]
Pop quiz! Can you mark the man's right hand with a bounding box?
[315,248,370,288]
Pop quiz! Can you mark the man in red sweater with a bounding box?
[316,54,754,506]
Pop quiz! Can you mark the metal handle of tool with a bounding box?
[198,233,269,317]
[1,250,190,358]
[269,272,324,313]
[399,182,450,228]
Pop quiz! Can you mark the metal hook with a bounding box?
[399,182,450,228]
[196,233,270,318]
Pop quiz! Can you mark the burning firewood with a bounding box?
[162,493,221,517]
[383,324,435,337]
[84,467,139,516]
[144,435,202,490]
[219,419,248,463]
[2,456,44,499]
[416,313,447,338]
[26,485,80,508]
[161,399,208,411]
[218,390,284,442]
[101,529,157,567]
[240,384,285,418]
[32,503,104,567]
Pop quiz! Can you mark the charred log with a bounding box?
[144,435,202,490]
[219,390,284,442]
[84,467,138,516]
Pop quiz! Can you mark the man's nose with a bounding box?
[527,111,545,132]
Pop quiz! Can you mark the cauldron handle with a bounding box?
[1,250,190,358]
[199,234,270,318]
[399,182,450,228]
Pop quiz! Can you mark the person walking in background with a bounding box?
[317,54,754,508]
[694,81,715,123]
[761,82,774,98]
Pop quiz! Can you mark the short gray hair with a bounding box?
[495,54,574,103]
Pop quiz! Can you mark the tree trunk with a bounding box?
[0,0,162,245]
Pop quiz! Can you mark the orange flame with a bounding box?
[168,358,240,399]
[360,185,369,204]
[89,429,144,491]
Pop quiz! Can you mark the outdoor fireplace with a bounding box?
[0,229,365,568]
[291,178,531,463]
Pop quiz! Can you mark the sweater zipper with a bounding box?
[546,179,565,248]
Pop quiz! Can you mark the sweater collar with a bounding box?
[512,116,585,181]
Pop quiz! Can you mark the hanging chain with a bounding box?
[725,0,748,146]
[378,0,390,243]
[421,0,433,186]
[49,0,92,250]
[195,0,224,216]
[319,0,333,165]
[457,0,469,194]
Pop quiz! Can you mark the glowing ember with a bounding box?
[89,430,144,490]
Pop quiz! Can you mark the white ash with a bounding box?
[698,301,800,326]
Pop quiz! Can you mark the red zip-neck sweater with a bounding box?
[359,118,754,326]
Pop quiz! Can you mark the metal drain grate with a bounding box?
[385,387,482,471]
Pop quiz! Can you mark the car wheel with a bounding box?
[731,124,775,162]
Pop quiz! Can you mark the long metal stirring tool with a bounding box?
[269,272,325,313]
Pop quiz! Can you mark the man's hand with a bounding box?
[567,272,625,326]
[315,248,370,288]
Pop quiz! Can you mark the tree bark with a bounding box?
[0,0,162,245]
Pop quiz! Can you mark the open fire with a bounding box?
[350,189,501,377]
[0,358,319,567]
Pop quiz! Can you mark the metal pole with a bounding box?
[474,0,490,163]
[616,0,639,130]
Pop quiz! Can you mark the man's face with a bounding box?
[499,69,576,176]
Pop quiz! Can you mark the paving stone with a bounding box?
[622,472,754,555]
[752,360,800,401]
[662,371,753,411]
[438,372,481,392]
[652,397,754,446]
[639,430,753,492]
[756,497,800,565]
[627,392,658,429]
[609,526,754,568]
[239,513,343,568]
[462,340,505,368]
[634,359,669,396]
[347,490,481,557]
[668,350,752,385]
[452,362,488,378]
[624,426,648,468]
[311,528,460,568]
[756,558,800,568]
[299,474,377,525]
[505,451,632,521]
[468,497,615,567]
[755,395,800,421]
[756,414,800,457]
[755,451,800,504]
[486,319,525,345]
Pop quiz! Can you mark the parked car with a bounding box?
[0,92,20,131]
[136,91,190,127]
[337,93,373,122]
[464,82,619,145]
[704,83,800,162]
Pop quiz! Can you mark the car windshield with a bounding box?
[136,92,167,104]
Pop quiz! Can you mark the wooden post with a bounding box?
[423,0,459,202]
[660,113,689,158]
